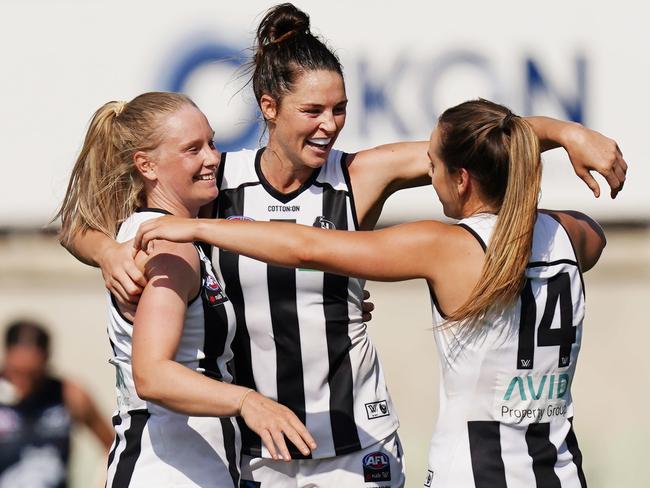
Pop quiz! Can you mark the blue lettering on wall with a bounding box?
[163,40,587,151]
[525,56,586,124]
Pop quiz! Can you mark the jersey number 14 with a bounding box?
[517,272,577,370]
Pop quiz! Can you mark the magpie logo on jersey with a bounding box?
[424,469,434,487]
[313,216,336,229]
[365,400,390,420]
[227,215,255,221]
[202,273,229,306]
[363,451,391,483]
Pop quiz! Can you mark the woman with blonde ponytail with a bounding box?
[134,98,610,487]
[58,92,315,487]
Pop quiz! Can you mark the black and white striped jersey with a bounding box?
[426,213,587,488]
[105,209,240,487]
[213,148,398,459]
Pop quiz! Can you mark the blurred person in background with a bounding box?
[0,319,113,488]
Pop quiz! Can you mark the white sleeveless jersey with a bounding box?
[425,213,587,488]
[105,209,241,487]
[212,148,398,459]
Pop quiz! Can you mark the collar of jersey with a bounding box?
[254,147,323,204]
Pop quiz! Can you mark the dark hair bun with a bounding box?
[257,3,310,47]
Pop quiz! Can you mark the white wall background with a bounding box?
[0,0,647,228]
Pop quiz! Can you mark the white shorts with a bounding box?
[106,407,241,487]
[240,432,405,488]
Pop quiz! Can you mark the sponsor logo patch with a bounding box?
[424,469,434,487]
[313,216,336,229]
[363,451,391,483]
[365,400,390,420]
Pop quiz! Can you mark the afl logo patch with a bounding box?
[227,215,254,221]
[362,451,391,482]
[313,216,335,229]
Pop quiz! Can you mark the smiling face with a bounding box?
[263,69,347,170]
[428,125,462,219]
[138,104,220,216]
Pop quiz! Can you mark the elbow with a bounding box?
[133,368,159,402]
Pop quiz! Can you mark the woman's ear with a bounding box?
[456,167,471,197]
[260,94,277,123]
[133,151,157,182]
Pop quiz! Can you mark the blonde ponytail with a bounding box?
[56,92,196,246]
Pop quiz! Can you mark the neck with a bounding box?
[145,191,197,218]
[260,145,316,193]
[459,193,497,219]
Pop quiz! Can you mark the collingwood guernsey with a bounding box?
[426,213,587,488]
[105,209,240,488]
[214,148,398,459]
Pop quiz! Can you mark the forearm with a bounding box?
[193,219,435,282]
[196,219,311,269]
[524,116,581,152]
[62,228,115,267]
[135,359,250,416]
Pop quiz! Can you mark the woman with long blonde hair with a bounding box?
[58,92,314,487]
[134,98,607,487]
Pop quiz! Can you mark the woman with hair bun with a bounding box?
[58,92,315,487]
[64,3,625,486]
[135,98,606,488]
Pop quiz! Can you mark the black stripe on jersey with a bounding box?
[198,256,229,381]
[340,152,360,230]
[527,259,579,268]
[216,151,227,191]
[220,418,240,486]
[322,185,362,455]
[255,147,322,203]
[266,227,310,458]
[467,421,507,488]
[215,186,261,455]
[566,418,588,487]
[105,414,122,478]
[525,422,562,488]
[517,279,537,370]
[457,223,488,251]
[111,409,150,488]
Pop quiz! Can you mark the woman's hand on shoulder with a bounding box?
[99,239,147,305]
[239,391,317,461]
[134,216,204,254]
